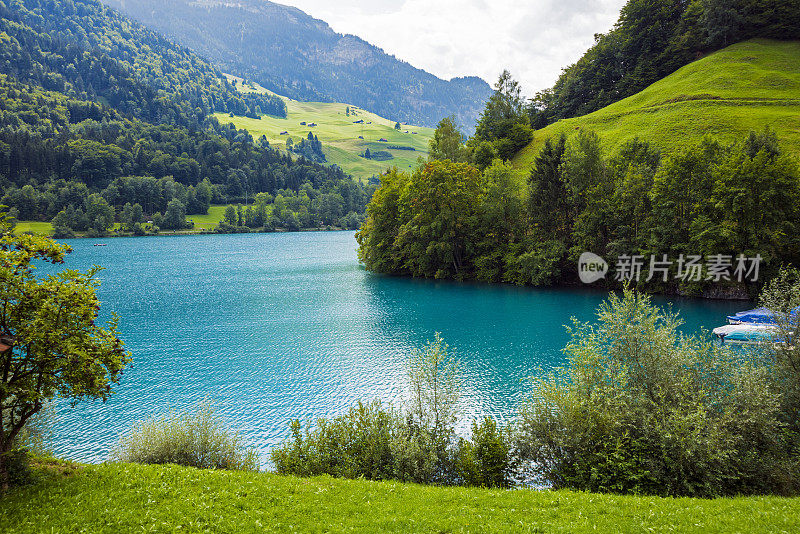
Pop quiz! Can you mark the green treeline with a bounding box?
[357,128,800,294]
[0,76,371,235]
[0,0,373,235]
[217,187,364,234]
[528,0,800,128]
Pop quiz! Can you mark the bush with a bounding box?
[271,335,513,486]
[758,268,800,487]
[369,150,394,161]
[271,401,399,480]
[52,225,75,239]
[2,448,33,487]
[338,211,362,230]
[111,402,259,471]
[1,402,56,488]
[515,288,797,497]
[14,402,56,456]
[214,222,250,234]
[456,417,513,488]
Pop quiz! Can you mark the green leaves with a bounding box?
[517,287,795,496]
[0,224,131,483]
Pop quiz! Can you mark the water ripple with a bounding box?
[43,232,744,463]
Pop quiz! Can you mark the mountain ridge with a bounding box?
[0,0,373,234]
[102,0,491,130]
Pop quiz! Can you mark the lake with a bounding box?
[46,231,744,463]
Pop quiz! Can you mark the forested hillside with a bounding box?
[528,0,800,128]
[0,0,373,236]
[0,0,285,123]
[220,76,436,181]
[100,0,492,129]
[359,120,800,298]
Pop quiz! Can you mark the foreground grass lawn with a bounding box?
[1,461,798,533]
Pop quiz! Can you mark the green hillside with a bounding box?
[514,39,800,169]
[218,76,435,180]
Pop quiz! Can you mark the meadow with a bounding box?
[11,221,53,236]
[218,75,435,180]
[187,205,227,232]
[2,459,799,533]
[13,205,229,237]
[513,39,800,169]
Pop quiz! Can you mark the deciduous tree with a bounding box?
[0,220,130,489]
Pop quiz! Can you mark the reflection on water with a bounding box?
[43,232,744,462]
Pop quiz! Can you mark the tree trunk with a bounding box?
[0,447,9,493]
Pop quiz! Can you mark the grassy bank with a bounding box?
[1,459,799,533]
[187,205,227,232]
[13,205,229,237]
[513,39,800,169]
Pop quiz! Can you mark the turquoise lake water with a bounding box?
[46,231,744,462]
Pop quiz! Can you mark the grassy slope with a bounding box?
[187,204,227,232]
[514,39,800,169]
[219,75,435,180]
[2,461,798,533]
[12,221,53,236]
[13,206,229,237]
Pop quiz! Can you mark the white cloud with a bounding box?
[276,0,626,95]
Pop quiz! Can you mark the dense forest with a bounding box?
[528,0,800,128]
[100,0,492,130]
[0,0,285,123]
[357,125,800,295]
[0,0,373,235]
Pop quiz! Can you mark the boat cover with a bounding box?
[713,324,779,343]
[727,306,800,325]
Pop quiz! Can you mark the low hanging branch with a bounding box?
[0,219,131,490]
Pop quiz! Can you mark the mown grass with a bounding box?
[187,204,227,232]
[12,206,228,237]
[1,460,799,533]
[12,221,53,236]
[513,39,800,169]
[219,75,434,180]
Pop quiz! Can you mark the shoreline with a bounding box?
[18,226,357,240]
[40,228,756,302]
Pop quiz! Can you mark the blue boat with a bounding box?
[727,306,799,325]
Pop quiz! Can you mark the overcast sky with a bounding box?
[277,0,627,95]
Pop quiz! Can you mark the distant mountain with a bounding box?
[101,0,491,130]
[0,0,285,124]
